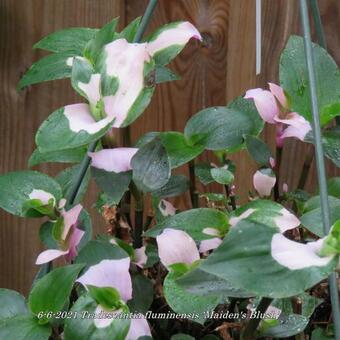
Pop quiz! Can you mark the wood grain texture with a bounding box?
[0,0,340,295]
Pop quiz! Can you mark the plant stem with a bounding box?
[273,146,282,201]
[241,297,273,340]
[300,1,340,339]
[297,145,314,190]
[189,160,199,208]
[66,141,97,207]
[133,0,158,43]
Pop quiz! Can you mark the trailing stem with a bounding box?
[189,160,199,208]
[241,297,273,340]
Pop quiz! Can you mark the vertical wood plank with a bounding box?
[0,0,124,295]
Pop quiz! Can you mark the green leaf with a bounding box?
[0,171,62,217]
[35,107,112,152]
[328,177,340,198]
[84,18,119,64]
[28,146,87,167]
[0,315,51,340]
[198,220,337,298]
[0,289,28,320]
[87,286,122,310]
[56,164,90,205]
[301,200,340,236]
[18,52,73,90]
[155,65,180,84]
[145,208,229,241]
[91,168,132,205]
[195,163,215,185]
[280,35,340,125]
[164,271,221,325]
[131,137,171,192]
[34,27,98,54]
[151,174,189,198]
[117,17,141,42]
[121,86,155,127]
[245,135,273,167]
[75,240,128,268]
[127,275,153,313]
[184,97,263,151]
[210,167,234,185]
[177,268,253,298]
[29,264,85,323]
[64,294,130,340]
[259,314,309,338]
[171,335,195,340]
[160,132,205,168]
[312,327,335,340]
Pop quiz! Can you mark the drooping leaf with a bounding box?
[131,137,171,192]
[0,171,62,217]
[29,264,85,324]
[91,168,132,205]
[280,35,340,125]
[0,315,51,340]
[184,97,263,151]
[18,52,73,90]
[145,208,229,241]
[0,289,28,320]
[28,146,87,167]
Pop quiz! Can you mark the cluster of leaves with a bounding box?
[0,14,340,340]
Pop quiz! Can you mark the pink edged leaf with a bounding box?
[274,208,300,233]
[156,228,200,269]
[76,258,133,302]
[271,234,334,270]
[158,199,176,217]
[274,112,312,141]
[199,237,223,253]
[28,189,56,206]
[61,204,83,240]
[268,82,289,109]
[101,38,151,127]
[89,148,138,173]
[63,103,114,134]
[244,88,278,124]
[126,318,152,340]
[65,226,85,262]
[133,246,148,268]
[253,169,276,197]
[146,21,202,58]
[35,249,69,265]
[78,74,101,107]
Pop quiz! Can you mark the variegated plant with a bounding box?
[0,11,339,340]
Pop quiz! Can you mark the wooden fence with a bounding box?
[1,0,339,295]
